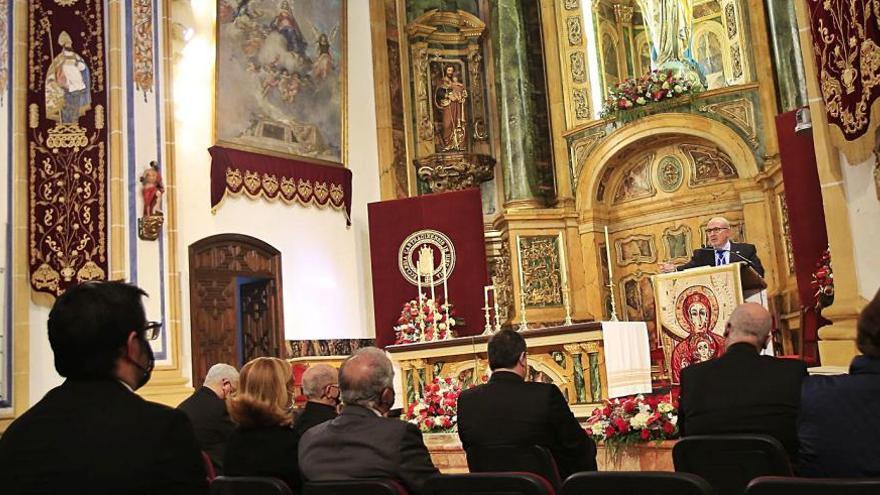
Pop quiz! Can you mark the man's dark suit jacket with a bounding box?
[456,371,597,480]
[677,241,765,277]
[797,356,880,477]
[292,401,338,438]
[679,343,807,458]
[177,386,235,473]
[224,425,301,492]
[0,379,207,494]
[298,404,439,495]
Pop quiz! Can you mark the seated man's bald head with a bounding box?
[724,302,772,350]
[339,347,395,413]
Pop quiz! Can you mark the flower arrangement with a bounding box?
[586,393,679,453]
[393,298,456,345]
[405,376,476,433]
[600,70,700,119]
[811,247,834,310]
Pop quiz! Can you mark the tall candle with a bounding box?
[557,232,568,302]
[416,250,423,303]
[604,226,614,282]
[442,252,449,310]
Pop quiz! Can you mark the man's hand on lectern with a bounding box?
[659,262,677,273]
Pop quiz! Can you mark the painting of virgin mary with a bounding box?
[670,288,726,382]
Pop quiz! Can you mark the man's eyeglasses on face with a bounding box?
[142,321,162,341]
[706,227,729,234]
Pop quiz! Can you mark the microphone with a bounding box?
[730,250,756,269]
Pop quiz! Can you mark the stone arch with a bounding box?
[576,113,760,213]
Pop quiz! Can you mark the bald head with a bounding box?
[339,347,394,411]
[724,303,772,350]
[302,364,338,400]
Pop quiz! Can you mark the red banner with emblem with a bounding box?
[368,189,489,348]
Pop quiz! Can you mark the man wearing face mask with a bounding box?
[298,347,439,495]
[0,281,207,494]
[178,363,239,475]
[292,364,340,438]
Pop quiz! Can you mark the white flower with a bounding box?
[670,415,678,426]
[636,96,646,105]
[590,422,605,436]
[658,402,674,414]
[637,402,651,414]
[630,411,651,429]
[448,318,456,326]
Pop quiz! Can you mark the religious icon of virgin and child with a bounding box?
[670,286,725,382]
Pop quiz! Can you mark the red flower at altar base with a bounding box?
[811,247,834,310]
[586,392,680,451]
[405,376,478,433]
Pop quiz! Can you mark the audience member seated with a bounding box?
[457,330,598,480]
[292,364,340,438]
[679,303,807,459]
[0,281,207,494]
[299,347,439,495]
[798,288,880,477]
[224,357,301,492]
[178,363,239,474]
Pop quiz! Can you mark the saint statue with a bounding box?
[635,0,704,84]
[433,65,468,152]
[140,161,164,217]
[45,31,92,125]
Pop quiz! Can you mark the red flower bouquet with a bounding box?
[600,70,700,120]
[811,247,834,310]
[405,377,475,433]
[586,393,679,452]
[393,298,457,345]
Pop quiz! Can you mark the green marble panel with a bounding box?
[588,352,601,402]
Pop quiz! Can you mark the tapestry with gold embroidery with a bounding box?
[28,0,107,296]
[807,0,880,162]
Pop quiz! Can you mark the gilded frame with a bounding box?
[213,1,348,167]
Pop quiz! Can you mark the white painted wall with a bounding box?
[840,152,880,300]
[173,1,380,383]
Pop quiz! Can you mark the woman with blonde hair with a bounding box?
[223,357,300,490]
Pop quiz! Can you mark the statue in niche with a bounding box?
[433,64,468,152]
[635,0,704,85]
[45,31,91,125]
[138,161,165,241]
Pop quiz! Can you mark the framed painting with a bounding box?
[215,0,347,166]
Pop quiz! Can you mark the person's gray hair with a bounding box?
[302,364,338,399]
[708,216,731,228]
[727,303,772,342]
[339,347,394,408]
[203,363,239,387]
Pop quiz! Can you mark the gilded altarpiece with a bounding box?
[406,9,496,195]
[27,0,108,296]
[517,235,564,308]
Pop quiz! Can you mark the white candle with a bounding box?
[604,226,614,282]
[558,232,568,302]
[428,249,436,303]
[416,250,423,303]
[442,252,449,308]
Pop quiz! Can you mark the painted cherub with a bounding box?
[140,161,164,217]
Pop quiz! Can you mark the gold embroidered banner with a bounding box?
[27,0,108,296]
[807,0,880,163]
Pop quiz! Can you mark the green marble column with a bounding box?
[491,0,542,205]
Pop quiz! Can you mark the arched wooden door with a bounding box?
[188,234,286,387]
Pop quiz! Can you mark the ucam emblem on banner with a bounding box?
[398,229,456,287]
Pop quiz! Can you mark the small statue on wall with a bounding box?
[433,64,468,152]
[138,160,165,241]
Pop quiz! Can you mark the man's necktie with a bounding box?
[716,250,726,266]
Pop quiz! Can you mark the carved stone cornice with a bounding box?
[414,153,496,193]
[406,9,486,43]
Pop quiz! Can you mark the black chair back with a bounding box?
[562,471,712,495]
[673,435,792,495]
[466,445,562,491]
[210,476,293,495]
[747,476,880,495]
[303,479,409,495]
[426,473,555,495]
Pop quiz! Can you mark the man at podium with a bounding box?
[660,217,764,277]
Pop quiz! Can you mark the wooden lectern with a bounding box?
[652,262,766,383]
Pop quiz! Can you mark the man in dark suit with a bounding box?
[177,363,239,474]
[299,348,439,495]
[292,364,339,438]
[798,288,880,477]
[679,303,807,458]
[0,281,207,494]
[660,217,765,277]
[457,330,597,480]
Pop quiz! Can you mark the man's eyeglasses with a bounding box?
[142,321,163,341]
[706,227,729,234]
